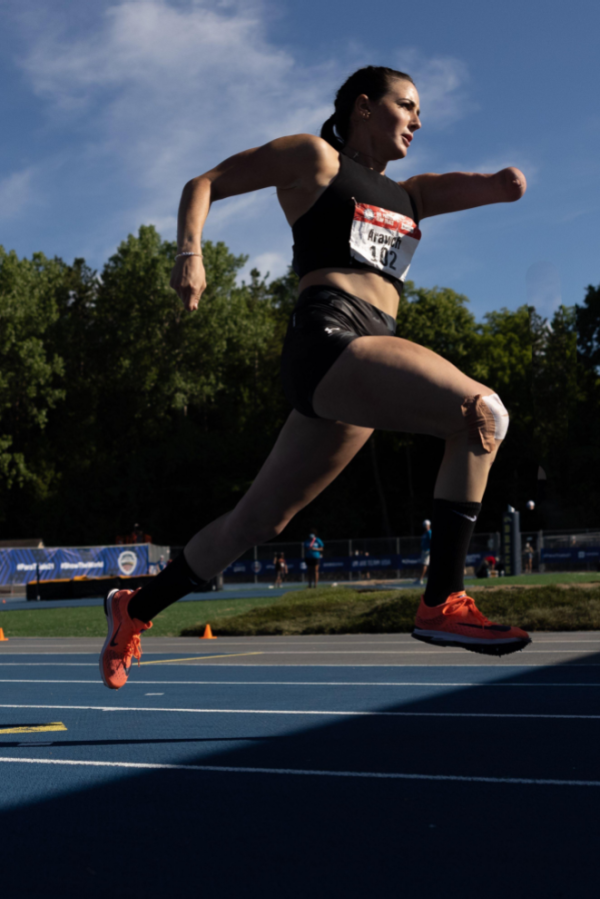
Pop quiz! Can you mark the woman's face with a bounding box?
[355,78,421,160]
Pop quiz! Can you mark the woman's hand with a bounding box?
[170,254,206,311]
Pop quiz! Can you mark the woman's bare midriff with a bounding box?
[298,268,401,318]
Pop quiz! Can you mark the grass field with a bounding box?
[464,571,600,587]
[0,595,278,638]
[182,582,600,636]
[1,571,600,637]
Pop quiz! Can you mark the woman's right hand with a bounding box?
[170,254,207,311]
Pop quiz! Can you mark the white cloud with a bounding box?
[240,250,289,281]
[20,0,330,182]
[16,0,335,256]
[12,1,474,274]
[0,168,37,222]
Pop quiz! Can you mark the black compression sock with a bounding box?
[423,498,482,607]
[127,553,207,622]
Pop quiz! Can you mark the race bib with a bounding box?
[349,202,421,282]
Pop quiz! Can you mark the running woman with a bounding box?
[100,65,531,690]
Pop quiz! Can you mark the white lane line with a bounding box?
[0,756,597,787]
[3,638,600,651]
[172,651,600,657]
[0,655,600,672]
[3,650,599,657]
[153,650,600,655]
[2,703,600,720]
[3,679,600,688]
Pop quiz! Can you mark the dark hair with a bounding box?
[320,65,414,149]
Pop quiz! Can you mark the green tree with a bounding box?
[43,227,285,544]
[577,284,600,372]
[398,281,479,371]
[0,248,66,519]
[3,228,596,546]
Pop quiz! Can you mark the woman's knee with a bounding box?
[447,388,510,452]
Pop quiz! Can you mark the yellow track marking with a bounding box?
[140,651,264,666]
[0,722,67,735]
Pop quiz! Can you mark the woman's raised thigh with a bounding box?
[312,335,493,437]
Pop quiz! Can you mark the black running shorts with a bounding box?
[281,285,397,418]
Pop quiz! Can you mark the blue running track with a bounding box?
[1,633,599,898]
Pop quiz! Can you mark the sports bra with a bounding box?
[292,153,421,289]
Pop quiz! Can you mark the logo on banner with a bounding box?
[118,551,137,575]
[251,561,262,574]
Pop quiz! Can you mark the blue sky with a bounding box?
[0,0,598,320]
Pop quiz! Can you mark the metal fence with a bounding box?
[172,527,599,583]
[521,529,600,573]
[220,532,503,583]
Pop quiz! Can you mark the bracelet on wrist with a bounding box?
[176,251,202,260]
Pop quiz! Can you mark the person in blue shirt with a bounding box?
[304,530,324,588]
[416,519,432,585]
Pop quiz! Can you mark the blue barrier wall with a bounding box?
[541,548,600,564]
[0,545,150,586]
[224,552,486,577]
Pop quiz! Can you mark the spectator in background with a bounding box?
[523,540,534,574]
[476,555,497,578]
[273,552,288,588]
[132,524,145,544]
[416,520,432,585]
[304,530,324,589]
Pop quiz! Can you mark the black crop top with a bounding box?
[292,153,421,288]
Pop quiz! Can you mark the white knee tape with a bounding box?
[461,393,509,453]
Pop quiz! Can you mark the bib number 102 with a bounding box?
[370,246,397,269]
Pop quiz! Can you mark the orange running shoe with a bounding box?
[412,592,531,656]
[99,588,152,690]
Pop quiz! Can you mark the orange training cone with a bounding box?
[0,628,8,641]
[200,624,216,640]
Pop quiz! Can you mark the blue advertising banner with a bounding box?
[541,547,600,564]
[0,545,150,586]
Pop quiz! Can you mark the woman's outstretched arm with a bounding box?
[402,167,527,221]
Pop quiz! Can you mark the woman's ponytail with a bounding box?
[320,114,343,149]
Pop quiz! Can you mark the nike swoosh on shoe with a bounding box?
[110,623,122,647]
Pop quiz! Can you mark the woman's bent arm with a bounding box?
[172,135,328,310]
[403,167,527,220]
